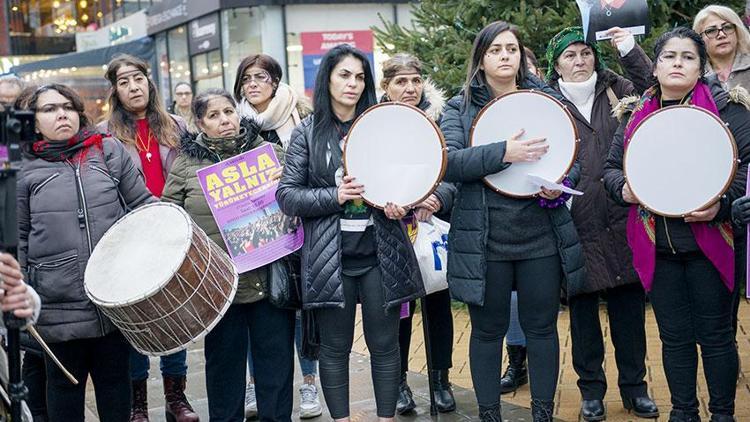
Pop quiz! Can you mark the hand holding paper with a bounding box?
[528,174,584,196]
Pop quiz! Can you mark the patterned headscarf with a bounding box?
[545,26,604,81]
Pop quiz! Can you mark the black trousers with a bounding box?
[569,282,648,400]
[316,267,401,419]
[204,299,295,422]
[649,253,737,417]
[468,255,562,407]
[398,288,453,374]
[45,331,131,422]
[22,351,47,421]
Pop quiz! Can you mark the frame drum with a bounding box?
[343,103,447,208]
[84,202,238,356]
[470,90,579,197]
[624,106,738,217]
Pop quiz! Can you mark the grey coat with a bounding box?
[276,117,425,310]
[17,136,155,343]
[440,75,586,305]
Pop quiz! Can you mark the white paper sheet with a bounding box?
[527,174,584,196]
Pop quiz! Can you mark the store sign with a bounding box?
[76,10,148,52]
[188,14,220,55]
[300,30,374,97]
[147,0,220,35]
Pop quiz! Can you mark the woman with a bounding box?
[603,27,750,422]
[377,53,457,415]
[17,84,155,421]
[693,5,750,90]
[439,21,585,422]
[545,25,657,421]
[172,81,196,133]
[162,88,296,422]
[276,44,424,422]
[232,54,320,419]
[99,54,197,422]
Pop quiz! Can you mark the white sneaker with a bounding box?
[245,381,258,418]
[299,383,323,419]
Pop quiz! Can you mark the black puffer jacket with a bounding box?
[276,117,425,310]
[440,75,586,305]
[17,135,155,343]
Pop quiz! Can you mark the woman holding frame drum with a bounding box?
[603,27,750,422]
[276,44,424,421]
[439,20,585,422]
[379,53,457,415]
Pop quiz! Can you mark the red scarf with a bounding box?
[31,130,103,162]
[135,119,166,197]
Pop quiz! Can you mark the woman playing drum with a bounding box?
[276,44,424,421]
[17,84,155,421]
[603,27,750,422]
[162,88,296,421]
[439,20,584,422]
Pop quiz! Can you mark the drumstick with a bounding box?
[28,326,78,385]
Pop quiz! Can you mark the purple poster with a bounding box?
[197,144,303,273]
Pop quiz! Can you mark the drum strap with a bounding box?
[606,87,620,110]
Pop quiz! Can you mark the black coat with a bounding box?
[439,75,586,305]
[548,45,652,295]
[276,117,425,310]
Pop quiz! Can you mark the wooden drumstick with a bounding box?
[28,326,78,385]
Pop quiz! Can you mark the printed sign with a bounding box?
[197,144,303,273]
[300,30,374,97]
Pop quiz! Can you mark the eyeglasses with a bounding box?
[702,22,737,39]
[241,71,272,85]
[175,92,192,97]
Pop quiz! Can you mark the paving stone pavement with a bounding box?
[80,299,750,421]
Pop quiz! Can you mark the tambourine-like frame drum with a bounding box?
[469,90,579,197]
[623,105,738,217]
[343,102,447,209]
[84,203,239,356]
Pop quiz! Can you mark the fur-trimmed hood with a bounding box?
[179,117,264,161]
[378,78,446,121]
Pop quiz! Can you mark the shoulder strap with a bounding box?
[606,87,620,110]
[98,144,133,212]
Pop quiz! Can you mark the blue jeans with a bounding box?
[248,310,317,378]
[130,349,187,381]
[506,291,526,346]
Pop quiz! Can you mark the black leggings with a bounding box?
[468,255,562,407]
[649,253,737,417]
[316,267,401,418]
[399,288,453,373]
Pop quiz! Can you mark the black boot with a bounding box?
[500,345,528,394]
[396,373,416,415]
[430,369,456,413]
[709,415,735,422]
[531,399,554,422]
[669,409,701,422]
[479,404,501,422]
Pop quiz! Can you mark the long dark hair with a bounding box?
[233,54,283,102]
[103,54,178,148]
[464,21,528,103]
[651,27,708,86]
[310,44,376,180]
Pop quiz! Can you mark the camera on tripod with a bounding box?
[0,108,35,164]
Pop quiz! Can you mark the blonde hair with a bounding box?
[380,54,423,91]
[693,5,750,56]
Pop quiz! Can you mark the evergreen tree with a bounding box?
[374,0,746,96]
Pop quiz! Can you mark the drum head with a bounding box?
[343,103,446,208]
[85,203,194,306]
[624,106,737,217]
[470,90,578,197]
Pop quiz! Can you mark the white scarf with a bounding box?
[238,82,302,149]
[558,72,598,123]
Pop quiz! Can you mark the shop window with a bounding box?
[155,33,172,107]
[192,49,224,93]
[221,7,262,93]
[167,25,191,94]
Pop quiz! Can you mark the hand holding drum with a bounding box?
[503,129,549,163]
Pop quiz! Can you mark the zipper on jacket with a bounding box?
[32,173,60,196]
[662,216,677,255]
[73,163,93,255]
[90,164,120,184]
[32,254,77,269]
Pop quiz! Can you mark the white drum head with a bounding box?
[470,90,578,197]
[624,106,737,217]
[85,203,193,306]
[344,103,446,208]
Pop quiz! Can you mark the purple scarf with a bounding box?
[623,82,735,292]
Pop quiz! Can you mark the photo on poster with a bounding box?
[579,0,650,43]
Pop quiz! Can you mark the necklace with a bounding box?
[136,128,154,162]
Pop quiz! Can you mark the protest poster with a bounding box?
[197,144,303,273]
[578,0,650,43]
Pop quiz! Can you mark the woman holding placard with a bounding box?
[603,27,750,422]
[162,88,295,422]
[439,20,585,422]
